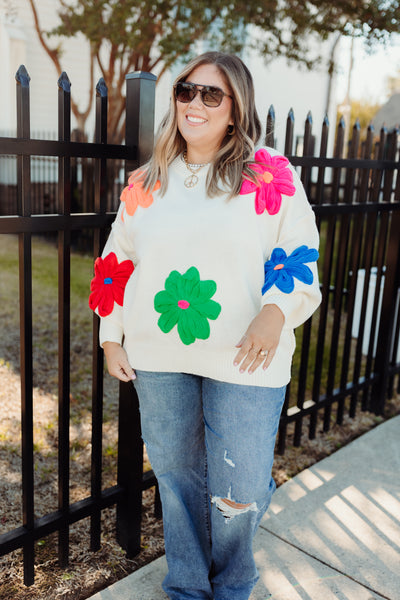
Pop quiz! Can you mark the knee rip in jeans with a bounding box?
[211,492,258,520]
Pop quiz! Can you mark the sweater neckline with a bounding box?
[173,154,211,180]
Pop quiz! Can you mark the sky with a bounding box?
[335,34,400,106]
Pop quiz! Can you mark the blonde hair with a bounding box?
[141,52,262,199]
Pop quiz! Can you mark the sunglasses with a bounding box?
[174,81,233,107]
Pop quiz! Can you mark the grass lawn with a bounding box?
[0,234,123,506]
[0,233,120,405]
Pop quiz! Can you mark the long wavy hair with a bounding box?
[142,51,262,199]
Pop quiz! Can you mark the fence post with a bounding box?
[90,77,108,553]
[57,71,72,569]
[124,71,157,172]
[370,134,400,415]
[371,213,400,413]
[116,71,156,556]
[16,64,35,587]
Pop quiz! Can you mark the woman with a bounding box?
[89,51,321,600]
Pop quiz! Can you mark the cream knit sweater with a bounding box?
[89,148,321,387]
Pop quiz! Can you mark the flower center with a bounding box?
[273,263,285,271]
[104,277,113,284]
[263,171,274,184]
[178,300,190,310]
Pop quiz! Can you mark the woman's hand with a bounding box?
[233,304,285,374]
[102,342,136,382]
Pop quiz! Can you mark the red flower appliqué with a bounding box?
[240,148,296,215]
[89,252,134,317]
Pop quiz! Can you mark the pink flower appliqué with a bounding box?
[120,173,161,220]
[240,148,296,215]
[89,252,134,317]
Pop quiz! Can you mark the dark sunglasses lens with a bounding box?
[202,87,224,107]
[175,83,195,103]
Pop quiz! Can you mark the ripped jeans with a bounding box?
[134,371,286,600]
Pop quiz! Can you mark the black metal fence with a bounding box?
[0,65,399,586]
[0,65,159,585]
[266,109,400,453]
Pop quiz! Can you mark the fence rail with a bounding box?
[0,65,399,586]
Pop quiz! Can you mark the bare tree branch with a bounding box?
[96,47,107,81]
[28,0,63,74]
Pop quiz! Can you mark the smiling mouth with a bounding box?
[186,115,207,124]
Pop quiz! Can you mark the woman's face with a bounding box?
[176,63,234,164]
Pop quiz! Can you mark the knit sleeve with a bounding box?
[261,166,321,329]
[89,201,135,347]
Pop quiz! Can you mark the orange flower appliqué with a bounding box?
[120,174,161,220]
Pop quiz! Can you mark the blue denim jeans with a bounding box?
[134,371,286,600]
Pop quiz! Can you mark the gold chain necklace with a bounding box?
[182,151,209,188]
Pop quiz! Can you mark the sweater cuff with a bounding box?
[99,317,124,348]
[261,292,302,329]
[262,289,321,330]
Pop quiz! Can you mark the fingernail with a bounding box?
[131,374,136,380]
[248,369,253,374]
[239,369,244,374]
[233,361,238,366]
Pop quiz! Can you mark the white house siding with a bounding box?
[0,14,26,136]
[0,0,100,136]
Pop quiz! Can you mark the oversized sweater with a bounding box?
[89,147,321,387]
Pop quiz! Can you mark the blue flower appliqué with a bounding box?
[263,245,319,294]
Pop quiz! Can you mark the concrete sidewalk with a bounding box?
[88,415,400,600]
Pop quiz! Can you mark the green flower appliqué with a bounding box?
[154,267,221,345]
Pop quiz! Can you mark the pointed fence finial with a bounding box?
[15,65,31,87]
[58,71,71,92]
[267,104,275,120]
[265,105,275,147]
[96,77,108,97]
[284,109,295,155]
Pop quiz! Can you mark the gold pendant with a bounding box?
[184,174,199,188]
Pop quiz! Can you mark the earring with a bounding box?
[227,124,235,136]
